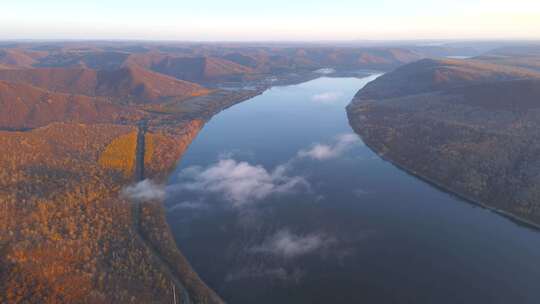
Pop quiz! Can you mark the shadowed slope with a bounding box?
[96,64,211,102]
[126,53,255,82]
[356,58,540,100]
[0,49,48,68]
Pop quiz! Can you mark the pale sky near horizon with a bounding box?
[1,0,539,41]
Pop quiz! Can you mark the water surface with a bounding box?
[166,76,540,304]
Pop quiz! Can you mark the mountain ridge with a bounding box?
[0,65,210,104]
[347,55,540,226]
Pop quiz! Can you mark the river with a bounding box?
[165,75,540,304]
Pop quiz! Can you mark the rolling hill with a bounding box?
[126,53,255,82]
[0,49,47,68]
[0,80,138,129]
[348,56,540,226]
[356,58,540,100]
[0,65,210,104]
[474,46,540,72]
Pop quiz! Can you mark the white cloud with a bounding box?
[252,229,335,258]
[298,133,360,160]
[168,200,208,211]
[173,159,309,207]
[353,188,369,197]
[314,68,336,75]
[311,91,343,103]
[121,179,165,202]
[225,266,304,282]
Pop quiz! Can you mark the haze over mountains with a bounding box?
[0,43,442,130]
[0,41,508,130]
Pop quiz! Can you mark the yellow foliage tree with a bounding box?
[98,131,138,177]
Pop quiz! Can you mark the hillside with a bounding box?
[356,58,540,100]
[126,53,255,82]
[0,44,428,88]
[347,57,540,226]
[0,49,47,68]
[474,46,540,72]
[96,64,211,102]
[34,50,130,70]
[0,83,241,302]
[0,67,99,95]
[0,81,139,129]
[0,44,275,304]
[217,47,423,74]
[0,65,210,104]
[0,121,223,303]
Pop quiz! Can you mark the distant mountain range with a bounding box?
[0,43,435,131]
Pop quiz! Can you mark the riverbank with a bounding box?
[165,75,540,304]
[127,88,267,303]
[346,103,540,231]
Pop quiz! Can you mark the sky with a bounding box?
[1,0,539,41]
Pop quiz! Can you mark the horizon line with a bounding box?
[1,38,540,44]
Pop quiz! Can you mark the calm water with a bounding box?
[166,76,540,304]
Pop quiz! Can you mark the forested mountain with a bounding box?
[348,51,540,226]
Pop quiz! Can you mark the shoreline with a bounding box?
[140,73,401,302]
[125,86,267,303]
[346,109,540,231]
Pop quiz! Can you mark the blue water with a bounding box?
[166,76,540,304]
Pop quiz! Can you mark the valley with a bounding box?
[3,1,540,303]
[3,40,540,303]
[0,41,431,303]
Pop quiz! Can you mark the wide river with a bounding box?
[166,75,540,304]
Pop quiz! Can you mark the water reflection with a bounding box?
[166,76,540,304]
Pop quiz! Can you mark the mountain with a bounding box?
[95,64,211,102]
[221,47,424,73]
[473,45,540,72]
[126,53,255,82]
[0,67,99,95]
[347,57,540,226]
[409,45,482,58]
[482,45,540,57]
[34,50,130,70]
[0,80,138,129]
[0,65,210,104]
[0,119,224,303]
[223,52,260,68]
[356,58,540,100]
[0,49,47,68]
[0,44,431,87]
[0,43,276,304]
